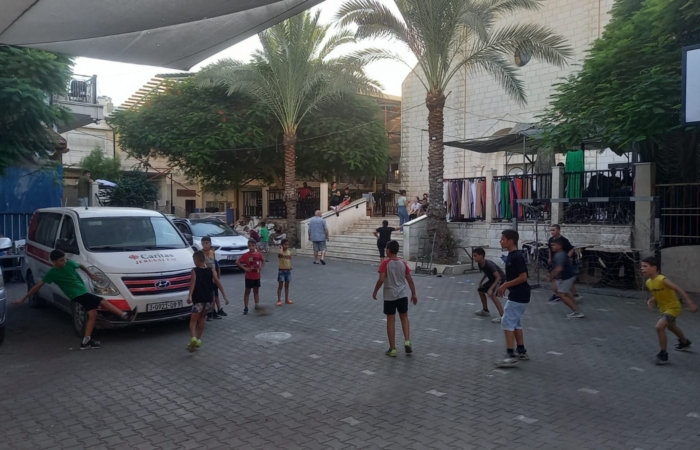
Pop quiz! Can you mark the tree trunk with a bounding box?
[284,133,298,246]
[426,91,452,262]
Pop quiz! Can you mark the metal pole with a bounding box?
[382,166,387,217]
[170,173,174,214]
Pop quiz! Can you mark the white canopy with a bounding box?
[0,0,324,70]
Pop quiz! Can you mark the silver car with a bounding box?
[0,237,12,344]
[172,219,249,268]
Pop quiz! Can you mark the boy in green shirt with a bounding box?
[259,221,270,260]
[15,249,134,349]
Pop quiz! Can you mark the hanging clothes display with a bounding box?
[564,149,584,198]
[444,179,486,221]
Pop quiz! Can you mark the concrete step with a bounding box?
[297,247,401,262]
[340,233,404,241]
[296,249,380,265]
[331,234,402,243]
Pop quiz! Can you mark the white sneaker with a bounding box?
[475,309,491,317]
[491,316,502,323]
[567,311,585,319]
[495,358,519,368]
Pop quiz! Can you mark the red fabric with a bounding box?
[378,258,411,275]
[240,251,265,280]
[515,178,523,217]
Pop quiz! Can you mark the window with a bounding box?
[79,216,187,251]
[189,220,238,237]
[34,213,62,248]
[175,222,191,234]
[58,216,78,247]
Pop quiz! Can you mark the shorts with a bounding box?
[191,302,213,314]
[384,297,409,315]
[312,241,327,252]
[557,277,575,294]
[212,284,219,298]
[72,293,103,312]
[478,280,502,293]
[245,279,261,289]
[660,312,678,323]
[278,270,292,282]
[501,300,528,331]
[259,241,269,251]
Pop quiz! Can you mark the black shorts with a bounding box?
[72,293,103,312]
[478,280,502,293]
[384,297,409,315]
[245,279,261,289]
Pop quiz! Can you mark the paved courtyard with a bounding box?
[2,256,700,450]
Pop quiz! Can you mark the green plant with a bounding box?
[108,171,158,209]
[79,147,122,182]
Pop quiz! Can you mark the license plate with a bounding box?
[227,256,236,261]
[146,300,183,312]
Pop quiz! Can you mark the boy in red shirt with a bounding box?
[236,239,265,315]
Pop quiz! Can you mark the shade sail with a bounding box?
[0,0,324,70]
[444,123,543,154]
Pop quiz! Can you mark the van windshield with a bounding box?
[80,216,188,252]
[190,220,238,237]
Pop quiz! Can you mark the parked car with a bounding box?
[172,218,249,268]
[0,236,11,344]
[24,207,195,336]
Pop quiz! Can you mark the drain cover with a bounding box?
[255,332,292,342]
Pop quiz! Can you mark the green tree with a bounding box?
[538,0,700,182]
[110,78,389,193]
[108,171,158,209]
[79,147,122,182]
[196,10,381,243]
[338,0,572,259]
[0,46,73,174]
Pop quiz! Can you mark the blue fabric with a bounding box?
[501,300,528,331]
[308,216,328,242]
[398,205,409,227]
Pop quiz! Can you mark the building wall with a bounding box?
[401,0,621,195]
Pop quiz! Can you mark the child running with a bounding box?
[201,236,228,320]
[187,251,228,352]
[548,238,584,319]
[473,247,505,323]
[495,230,531,367]
[14,249,134,349]
[259,222,270,261]
[641,256,697,365]
[277,239,294,306]
[372,240,418,357]
[236,239,265,315]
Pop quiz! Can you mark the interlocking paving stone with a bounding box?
[2,256,700,449]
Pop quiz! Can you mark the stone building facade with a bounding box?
[400,0,624,196]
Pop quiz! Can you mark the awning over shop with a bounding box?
[0,0,323,70]
[444,123,543,154]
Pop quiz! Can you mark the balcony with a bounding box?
[53,74,104,133]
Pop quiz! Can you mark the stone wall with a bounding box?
[400,0,620,196]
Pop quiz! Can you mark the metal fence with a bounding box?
[269,187,321,220]
[53,74,97,104]
[0,213,33,242]
[243,191,262,217]
[657,183,700,248]
[562,169,635,225]
[492,174,552,222]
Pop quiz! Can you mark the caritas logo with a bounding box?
[129,253,177,265]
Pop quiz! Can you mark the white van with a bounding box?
[24,207,195,335]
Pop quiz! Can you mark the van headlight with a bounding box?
[87,266,120,296]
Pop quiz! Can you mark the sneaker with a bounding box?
[195,338,202,348]
[495,357,519,368]
[567,311,585,319]
[575,294,584,300]
[491,316,502,323]
[187,337,197,353]
[517,351,530,360]
[313,261,320,265]
[80,339,101,350]
[548,295,561,303]
[243,307,249,315]
[475,309,491,317]
[404,340,413,354]
[320,260,326,265]
[385,348,397,357]
[217,309,228,317]
[212,312,223,320]
[655,351,669,365]
[674,339,692,352]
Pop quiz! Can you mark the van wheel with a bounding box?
[71,301,87,337]
[26,273,46,309]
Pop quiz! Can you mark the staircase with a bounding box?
[297,217,402,264]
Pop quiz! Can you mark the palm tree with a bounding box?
[197,10,381,244]
[338,0,572,259]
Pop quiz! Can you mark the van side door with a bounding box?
[26,212,62,306]
[52,214,81,311]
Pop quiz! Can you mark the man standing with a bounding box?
[77,170,93,207]
[299,182,311,201]
[547,224,579,302]
[308,210,329,265]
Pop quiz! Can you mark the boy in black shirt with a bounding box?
[547,224,580,302]
[496,230,531,367]
[549,238,584,319]
[473,247,505,323]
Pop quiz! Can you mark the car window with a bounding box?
[58,216,78,247]
[175,222,190,234]
[34,212,62,248]
[190,221,238,237]
[79,216,187,251]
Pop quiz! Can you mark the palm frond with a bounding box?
[486,23,573,68]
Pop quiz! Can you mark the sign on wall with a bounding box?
[682,44,700,126]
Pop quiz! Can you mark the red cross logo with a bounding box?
[129,255,139,260]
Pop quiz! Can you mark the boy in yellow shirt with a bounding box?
[277,239,294,307]
[641,256,697,365]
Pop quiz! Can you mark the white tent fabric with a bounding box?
[0,0,324,70]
